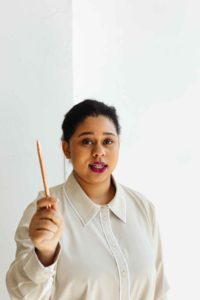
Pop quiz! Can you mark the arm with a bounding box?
[6,196,64,300]
[152,208,169,300]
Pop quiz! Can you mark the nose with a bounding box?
[92,144,105,158]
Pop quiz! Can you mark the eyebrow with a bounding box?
[78,131,117,137]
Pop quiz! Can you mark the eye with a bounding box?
[81,138,94,145]
[103,138,113,145]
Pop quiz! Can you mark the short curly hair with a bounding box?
[61,99,121,142]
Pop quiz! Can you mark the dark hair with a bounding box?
[61,99,121,142]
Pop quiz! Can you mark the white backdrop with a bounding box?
[1,1,200,299]
[0,1,72,299]
[73,1,200,299]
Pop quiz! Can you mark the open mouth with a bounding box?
[89,162,108,173]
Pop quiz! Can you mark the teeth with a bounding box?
[93,164,104,169]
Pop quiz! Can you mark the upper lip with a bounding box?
[89,161,107,166]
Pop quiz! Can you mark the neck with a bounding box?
[73,172,116,205]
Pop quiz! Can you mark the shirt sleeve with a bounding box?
[6,196,61,300]
[151,205,169,300]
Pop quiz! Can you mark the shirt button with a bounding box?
[122,270,126,277]
[111,242,116,248]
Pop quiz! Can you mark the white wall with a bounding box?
[0,1,72,299]
[73,0,200,299]
[1,1,200,299]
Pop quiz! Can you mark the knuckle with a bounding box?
[37,197,46,204]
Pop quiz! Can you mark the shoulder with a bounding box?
[16,182,66,230]
[119,183,156,226]
[22,182,66,218]
[37,182,67,211]
[37,182,65,198]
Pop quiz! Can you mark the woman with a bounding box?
[6,99,169,300]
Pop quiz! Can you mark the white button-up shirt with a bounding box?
[6,172,169,300]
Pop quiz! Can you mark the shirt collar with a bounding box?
[107,176,126,224]
[63,172,126,226]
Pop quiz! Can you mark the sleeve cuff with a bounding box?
[23,245,61,283]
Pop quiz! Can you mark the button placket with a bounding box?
[100,207,130,300]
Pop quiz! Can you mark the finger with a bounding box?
[35,219,58,233]
[37,197,58,210]
[36,209,62,226]
[32,230,55,243]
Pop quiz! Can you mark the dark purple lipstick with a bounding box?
[89,161,108,173]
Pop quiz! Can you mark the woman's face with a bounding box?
[62,115,120,185]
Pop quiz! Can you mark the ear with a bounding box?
[62,141,71,159]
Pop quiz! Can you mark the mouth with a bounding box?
[89,162,108,173]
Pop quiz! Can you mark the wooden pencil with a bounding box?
[36,140,50,198]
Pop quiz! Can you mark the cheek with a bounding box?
[108,148,119,161]
[114,148,120,161]
[71,148,90,162]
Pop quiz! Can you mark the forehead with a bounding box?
[74,116,117,135]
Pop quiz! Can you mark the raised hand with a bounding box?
[29,197,64,266]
